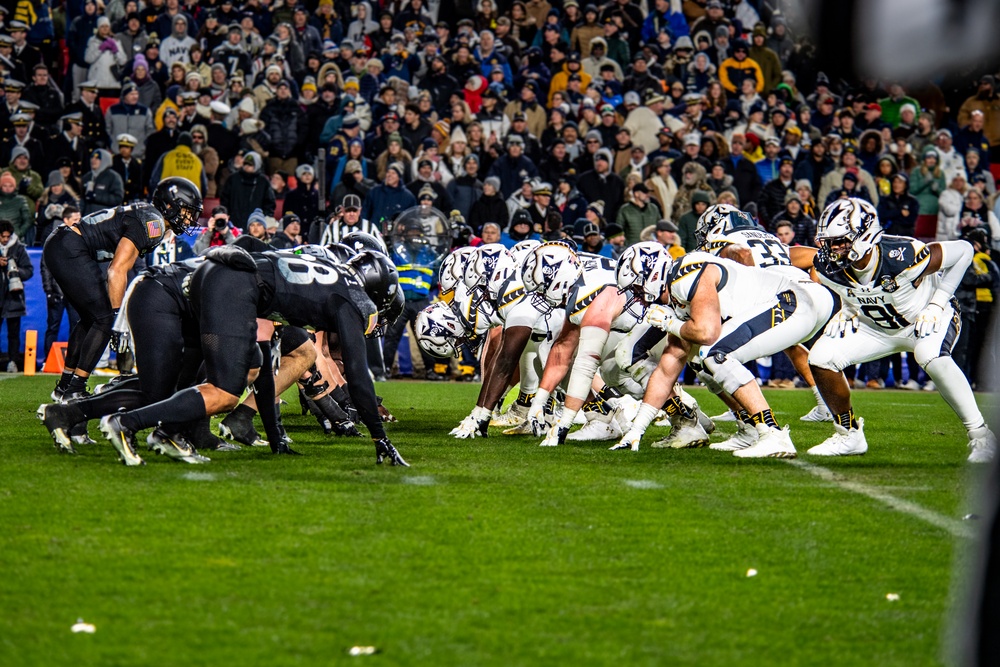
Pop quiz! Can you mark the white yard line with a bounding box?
[785,459,976,540]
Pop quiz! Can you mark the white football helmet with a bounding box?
[616,241,674,304]
[463,243,515,291]
[815,197,882,270]
[510,239,541,264]
[439,246,478,295]
[452,284,496,339]
[695,203,757,248]
[415,301,470,358]
[521,242,583,311]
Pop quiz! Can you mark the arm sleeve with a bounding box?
[333,299,387,440]
[251,340,283,451]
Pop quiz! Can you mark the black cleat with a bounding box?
[37,403,79,454]
[375,438,409,467]
[99,414,145,466]
[219,407,267,447]
[332,420,362,437]
[146,429,210,464]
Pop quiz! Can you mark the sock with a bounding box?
[663,396,695,420]
[750,409,779,429]
[66,375,88,394]
[119,387,207,433]
[834,409,858,430]
[77,388,147,420]
[57,370,73,390]
[737,409,753,425]
[516,391,535,407]
[582,396,612,415]
[597,385,622,401]
[811,385,825,408]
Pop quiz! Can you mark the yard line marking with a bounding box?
[786,459,975,540]
[181,471,217,481]
[623,479,663,489]
[401,475,436,486]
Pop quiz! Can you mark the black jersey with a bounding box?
[254,250,379,333]
[142,257,204,320]
[78,202,168,261]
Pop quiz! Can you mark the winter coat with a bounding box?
[0,234,32,319]
[578,169,627,222]
[748,45,782,92]
[487,153,540,199]
[84,34,128,89]
[623,106,664,155]
[937,188,967,242]
[758,179,794,228]
[616,199,660,247]
[818,167,879,209]
[468,191,509,234]
[446,175,484,220]
[793,154,835,195]
[877,191,921,237]
[81,149,125,215]
[259,96,307,159]
[719,56,764,94]
[0,165,44,213]
[361,182,417,230]
[672,163,717,221]
[105,102,155,158]
[0,192,33,240]
[219,160,276,230]
[910,166,947,216]
[772,211,818,247]
[724,154,762,208]
[283,184,322,236]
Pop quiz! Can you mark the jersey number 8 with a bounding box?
[276,255,341,285]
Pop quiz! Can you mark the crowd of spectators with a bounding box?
[0,0,997,384]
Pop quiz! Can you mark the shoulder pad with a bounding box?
[205,245,258,272]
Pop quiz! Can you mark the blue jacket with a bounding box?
[361,183,416,231]
[392,242,437,298]
[500,231,540,249]
[755,157,779,185]
[475,47,513,83]
[641,9,689,42]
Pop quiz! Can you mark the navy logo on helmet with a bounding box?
[638,248,658,272]
[541,255,560,280]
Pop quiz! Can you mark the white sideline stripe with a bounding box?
[786,459,975,540]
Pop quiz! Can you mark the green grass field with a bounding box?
[0,375,993,666]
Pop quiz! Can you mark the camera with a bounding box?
[7,259,22,292]
[213,215,229,231]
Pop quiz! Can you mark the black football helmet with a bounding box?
[152,176,203,234]
[342,231,388,255]
[347,250,400,336]
[370,287,404,338]
[324,242,358,263]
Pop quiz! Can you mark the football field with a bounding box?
[0,375,993,666]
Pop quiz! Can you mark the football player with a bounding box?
[614,241,836,457]
[98,246,408,467]
[807,198,997,461]
[43,176,202,403]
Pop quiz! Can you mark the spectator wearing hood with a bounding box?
[748,25,781,92]
[361,162,418,229]
[910,146,948,239]
[148,131,207,196]
[877,172,920,237]
[641,0,690,43]
[130,55,162,113]
[685,51,717,93]
[35,171,80,243]
[719,39,763,95]
[500,207,539,248]
[0,219,33,370]
[105,82,155,159]
[283,164,322,237]
[487,134,540,198]
[220,151,275,230]
[672,161,716,222]
[1,146,43,214]
[677,189,712,251]
[80,148,125,216]
[0,172,33,241]
[469,175,510,234]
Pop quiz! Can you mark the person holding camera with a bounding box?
[194,205,237,254]
[0,219,34,371]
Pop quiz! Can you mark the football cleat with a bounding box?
[710,420,758,451]
[697,409,716,435]
[37,403,79,454]
[99,414,145,466]
[490,403,529,428]
[332,420,363,437]
[967,426,996,464]
[651,420,711,449]
[709,410,738,422]
[806,419,868,456]
[567,416,623,441]
[219,408,268,447]
[147,429,210,464]
[375,438,409,466]
[733,426,797,459]
[800,404,834,422]
[503,419,535,435]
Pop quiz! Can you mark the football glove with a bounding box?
[527,394,549,437]
[646,304,684,338]
[539,423,569,447]
[610,429,642,451]
[824,310,860,338]
[375,437,409,466]
[914,303,945,338]
[452,406,490,439]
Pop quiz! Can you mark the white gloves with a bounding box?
[915,303,945,338]
[824,310,859,338]
[527,389,550,437]
[645,304,684,338]
[451,406,491,439]
[610,430,642,451]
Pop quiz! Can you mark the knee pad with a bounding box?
[300,367,330,398]
[703,350,755,395]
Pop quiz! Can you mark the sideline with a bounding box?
[785,459,976,540]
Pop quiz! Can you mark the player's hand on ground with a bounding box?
[610,430,642,451]
[374,437,409,466]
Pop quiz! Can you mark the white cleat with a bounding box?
[567,417,623,441]
[490,403,528,427]
[710,420,758,451]
[806,418,868,456]
[733,426,797,459]
[616,395,641,423]
[799,404,834,422]
[710,410,737,422]
[968,426,997,464]
[573,410,587,425]
[651,421,710,449]
[503,419,535,435]
[697,409,716,435]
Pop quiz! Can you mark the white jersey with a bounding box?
[815,235,937,334]
[565,265,617,325]
[666,251,795,321]
[702,227,804,278]
[453,278,561,338]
